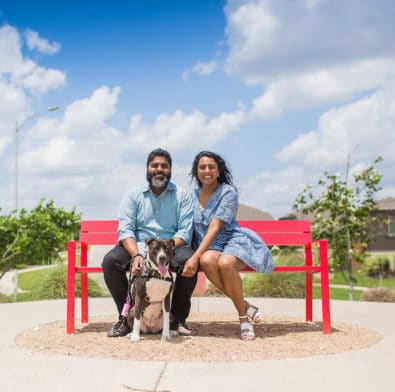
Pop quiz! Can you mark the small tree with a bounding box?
[0,213,21,280]
[293,156,383,300]
[16,199,81,265]
[0,199,81,280]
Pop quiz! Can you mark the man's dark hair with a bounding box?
[146,148,172,168]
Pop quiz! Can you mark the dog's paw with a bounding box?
[130,333,140,343]
[169,330,179,338]
[170,329,179,337]
[161,334,172,341]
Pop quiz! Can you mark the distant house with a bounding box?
[368,197,395,252]
[237,203,273,220]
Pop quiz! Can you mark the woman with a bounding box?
[182,151,275,340]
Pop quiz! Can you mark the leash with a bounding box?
[120,254,142,318]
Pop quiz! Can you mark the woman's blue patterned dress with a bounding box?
[192,183,275,273]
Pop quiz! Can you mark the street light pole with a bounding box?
[14,106,60,211]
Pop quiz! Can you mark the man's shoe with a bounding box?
[170,322,197,336]
[107,318,131,337]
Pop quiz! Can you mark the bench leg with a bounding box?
[80,243,89,323]
[319,240,331,333]
[305,272,313,322]
[304,244,313,322]
[67,241,76,334]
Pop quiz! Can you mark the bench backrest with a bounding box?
[78,219,312,247]
[238,220,312,246]
[79,220,119,244]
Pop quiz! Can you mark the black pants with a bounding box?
[102,243,198,324]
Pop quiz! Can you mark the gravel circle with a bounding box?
[15,312,381,362]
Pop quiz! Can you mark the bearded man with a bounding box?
[102,148,198,337]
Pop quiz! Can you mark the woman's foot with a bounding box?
[238,315,255,340]
[245,302,262,325]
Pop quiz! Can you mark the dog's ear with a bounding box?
[167,239,176,248]
[145,238,155,245]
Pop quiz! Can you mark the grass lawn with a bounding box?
[15,264,105,302]
[12,264,394,303]
[313,286,363,301]
[330,271,395,289]
[18,269,49,291]
[17,268,50,302]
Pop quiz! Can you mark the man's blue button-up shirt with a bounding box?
[118,182,193,251]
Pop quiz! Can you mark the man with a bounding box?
[102,148,198,337]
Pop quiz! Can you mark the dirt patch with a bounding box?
[15,312,381,362]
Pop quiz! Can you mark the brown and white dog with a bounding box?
[127,238,175,342]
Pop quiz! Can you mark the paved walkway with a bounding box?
[1,297,394,392]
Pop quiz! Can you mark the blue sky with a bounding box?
[1,0,394,219]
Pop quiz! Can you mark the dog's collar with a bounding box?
[141,258,173,282]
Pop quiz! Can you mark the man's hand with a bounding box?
[131,254,144,275]
[181,256,199,277]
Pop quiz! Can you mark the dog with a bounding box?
[127,238,175,342]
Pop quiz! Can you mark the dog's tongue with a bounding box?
[158,264,168,276]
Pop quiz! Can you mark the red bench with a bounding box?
[67,220,331,334]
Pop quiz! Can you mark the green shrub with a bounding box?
[204,283,225,297]
[30,264,104,300]
[0,292,11,303]
[201,250,308,298]
[243,272,305,298]
[361,287,395,302]
[361,257,391,278]
[243,250,306,298]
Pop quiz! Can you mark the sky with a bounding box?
[1,0,394,219]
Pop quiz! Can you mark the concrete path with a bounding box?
[1,297,394,392]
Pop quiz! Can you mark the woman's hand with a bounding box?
[182,256,199,277]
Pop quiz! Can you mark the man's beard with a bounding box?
[147,172,171,189]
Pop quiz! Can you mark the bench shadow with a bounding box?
[187,321,337,339]
[78,320,337,339]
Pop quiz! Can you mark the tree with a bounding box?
[0,199,81,280]
[293,156,383,300]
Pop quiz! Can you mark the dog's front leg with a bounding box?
[130,298,142,343]
[161,292,172,341]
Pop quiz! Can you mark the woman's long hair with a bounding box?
[190,151,236,190]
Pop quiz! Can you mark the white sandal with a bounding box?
[238,315,255,340]
[246,303,262,325]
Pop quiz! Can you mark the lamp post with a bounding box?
[14,106,60,211]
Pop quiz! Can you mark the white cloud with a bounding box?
[10,85,127,217]
[127,108,245,152]
[0,24,66,93]
[0,136,10,156]
[18,86,123,180]
[225,0,395,82]
[60,86,121,137]
[240,166,308,218]
[0,79,28,137]
[19,65,66,93]
[225,0,278,81]
[192,60,218,76]
[251,58,395,118]
[25,29,61,54]
[276,82,395,167]
[224,1,395,117]
[182,60,219,81]
[0,24,24,74]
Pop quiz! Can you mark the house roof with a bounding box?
[377,197,395,210]
[236,203,273,220]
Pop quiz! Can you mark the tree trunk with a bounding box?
[346,230,354,300]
